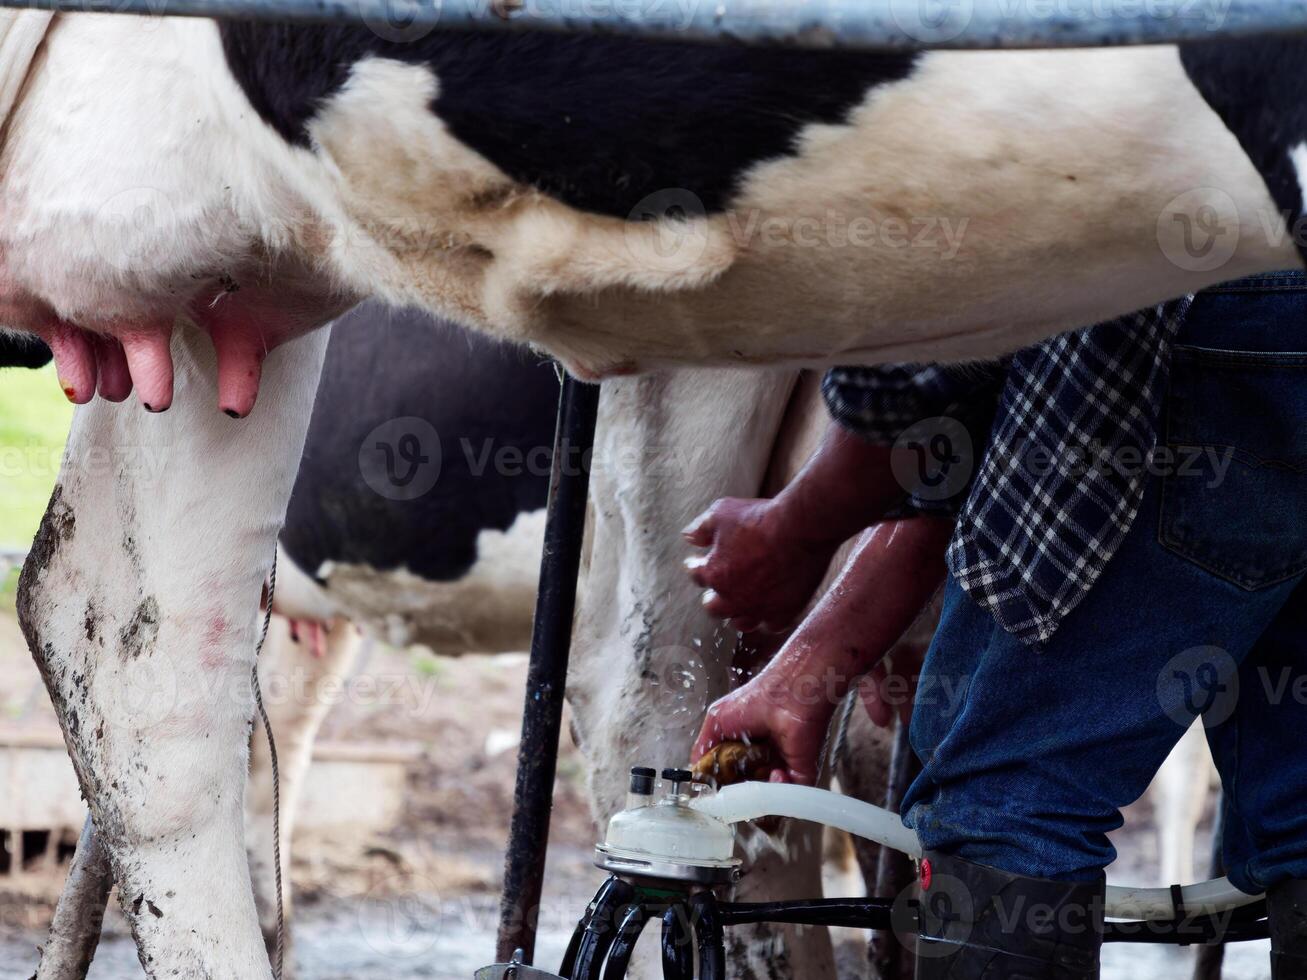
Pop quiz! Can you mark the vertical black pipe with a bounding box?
[496,374,602,964]
[661,904,694,980]
[569,879,637,980]
[690,893,727,980]
[602,901,654,980]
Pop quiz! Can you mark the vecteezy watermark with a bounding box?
[898,869,977,957]
[722,210,969,258]
[358,875,442,959]
[1156,187,1241,273]
[624,189,970,267]
[0,443,171,486]
[624,188,715,270]
[92,187,181,274]
[892,417,977,503]
[258,666,441,715]
[1157,645,1240,728]
[356,0,703,43]
[358,417,724,499]
[758,664,971,718]
[360,416,442,501]
[645,643,721,731]
[988,437,1235,488]
[890,0,976,43]
[357,0,442,41]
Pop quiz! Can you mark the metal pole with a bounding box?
[0,0,1302,49]
[495,372,601,965]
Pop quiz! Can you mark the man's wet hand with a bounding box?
[683,497,836,633]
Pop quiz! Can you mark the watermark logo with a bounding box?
[890,871,975,958]
[1157,644,1240,728]
[1157,187,1240,273]
[360,417,442,501]
[359,0,441,41]
[646,644,718,732]
[111,652,182,728]
[624,188,712,270]
[892,416,975,502]
[93,187,178,273]
[358,874,442,958]
[890,0,974,42]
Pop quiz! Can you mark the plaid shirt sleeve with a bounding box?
[821,362,1008,516]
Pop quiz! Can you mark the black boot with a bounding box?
[1270,879,1307,979]
[914,850,1104,979]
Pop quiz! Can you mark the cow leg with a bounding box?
[36,815,114,980]
[17,323,328,979]
[571,369,841,980]
[1153,720,1213,885]
[247,614,363,973]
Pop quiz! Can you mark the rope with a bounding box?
[826,687,859,782]
[251,553,285,980]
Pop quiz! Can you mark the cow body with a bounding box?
[2,16,1302,402]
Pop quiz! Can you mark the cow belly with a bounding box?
[312,46,1296,378]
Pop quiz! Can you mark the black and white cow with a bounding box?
[5,16,1306,394]
[274,300,559,651]
[8,9,1307,975]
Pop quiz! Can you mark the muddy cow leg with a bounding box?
[36,815,114,980]
[18,325,328,979]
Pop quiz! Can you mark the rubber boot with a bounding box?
[1269,879,1307,979]
[914,850,1104,979]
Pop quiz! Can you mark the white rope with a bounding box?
[251,554,285,980]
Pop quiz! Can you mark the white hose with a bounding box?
[692,782,1262,919]
[695,781,924,858]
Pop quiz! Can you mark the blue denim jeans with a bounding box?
[902,272,1307,895]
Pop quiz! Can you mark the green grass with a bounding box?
[410,648,448,680]
[0,365,73,550]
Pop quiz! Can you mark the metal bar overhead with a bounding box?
[0,0,1303,48]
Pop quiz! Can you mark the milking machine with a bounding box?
[477,756,1272,979]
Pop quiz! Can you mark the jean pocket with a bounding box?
[1159,345,1307,590]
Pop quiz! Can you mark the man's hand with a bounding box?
[692,517,953,787]
[691,654,835,786]
[683,497,837,633]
